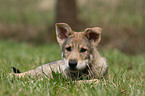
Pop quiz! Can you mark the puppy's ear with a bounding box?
[55,23,73,48]
[84,27,102,46]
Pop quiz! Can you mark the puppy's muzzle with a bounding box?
[69,60,77,69]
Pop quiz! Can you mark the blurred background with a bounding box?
[0,0,145,55]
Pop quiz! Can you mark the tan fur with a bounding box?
[9,23,108,80]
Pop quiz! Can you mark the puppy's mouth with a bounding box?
[68,65,88,72]
[64,59,89,72]
[69,67,78,72]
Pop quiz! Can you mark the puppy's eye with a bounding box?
[80,48,87,52]
[66,47,71,51]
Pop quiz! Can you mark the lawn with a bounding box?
[0,40,144,96]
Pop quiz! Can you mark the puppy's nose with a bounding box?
[69,60,77,69]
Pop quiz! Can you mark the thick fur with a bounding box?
[9,23,108,80]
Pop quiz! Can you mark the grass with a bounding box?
[0,0,55,25]
[0,40,144,96]
[0,0,145,55]
[0,0,144,26]
[0,0,145,54]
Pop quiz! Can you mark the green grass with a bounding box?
[0,0,144,26]
[0,0,55,25]
[0,0,145,54]
[0,40,145,96]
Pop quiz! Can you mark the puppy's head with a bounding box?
[56,23,102,72]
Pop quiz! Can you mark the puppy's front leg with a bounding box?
[9,69,47,79]
[9,68,43,79]
[9,61,65,79]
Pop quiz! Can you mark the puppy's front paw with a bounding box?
[74,79,99,84]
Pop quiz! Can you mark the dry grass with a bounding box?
[0,40,144,96]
